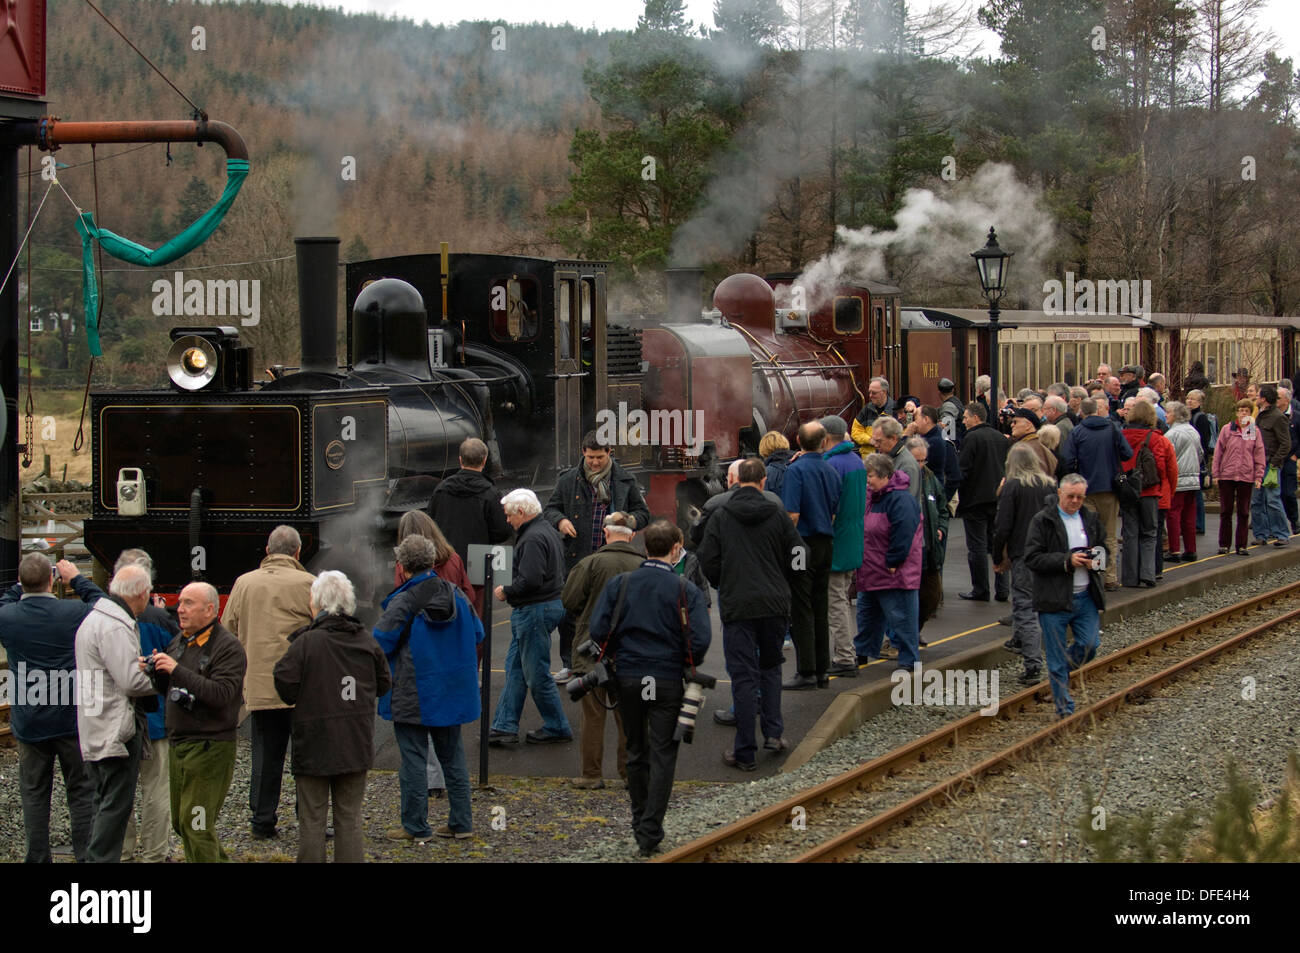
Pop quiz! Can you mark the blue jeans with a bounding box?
[854,587,920,669]
[490,599,572,738]
[1038,591,1101,717]
[1282,459,1299,532]
[394,722,471,837]
[1250,484,1290,542]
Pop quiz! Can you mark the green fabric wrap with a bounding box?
[73,158,250,356]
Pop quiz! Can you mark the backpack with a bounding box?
[1205,412,1219,450]
[1134,431,1159,489]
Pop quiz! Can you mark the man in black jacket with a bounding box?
[0,554,103,863]
[489,488,573,745]
[545,431,650,677]
[588,520,711,856]
[147,581,247,863]
[957,402,1009,601]
[697,458,804,771]
[427,437,513,572]
[1023,475,1106,718]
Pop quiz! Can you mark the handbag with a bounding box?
[1263,466,1280,489]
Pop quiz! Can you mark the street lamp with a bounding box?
[971,227,1013,415]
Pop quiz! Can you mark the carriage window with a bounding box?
[872,307,884,360]
[580,278,595,341]
[490,275,540,342]
[557,279,574,359]
[834,296,864,335]
[1062,347,1076,386]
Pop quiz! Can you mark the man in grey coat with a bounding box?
[74,564,157,863]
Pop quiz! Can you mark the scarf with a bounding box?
[584,456,613,503]
[1232,420,1257,441]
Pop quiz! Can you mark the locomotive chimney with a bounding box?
[296,236,340,373]
[665,267,704,324]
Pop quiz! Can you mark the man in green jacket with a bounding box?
[559,512,644,789]
[821,416,867,677]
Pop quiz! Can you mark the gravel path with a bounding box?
[0,741,724,862]
[559,566,1300,861]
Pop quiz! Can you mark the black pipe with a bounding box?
[296,237,340,374]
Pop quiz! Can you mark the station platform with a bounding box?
[372,508,1300,784]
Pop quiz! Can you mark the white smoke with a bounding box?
[777,163,1059,310]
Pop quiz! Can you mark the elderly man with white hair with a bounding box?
[489,488,573,745]
[73,563,156,863]
[146,581,247,863]
[276,571,390,861]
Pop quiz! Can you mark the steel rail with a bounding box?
[656,578,1300,863]
[795,603,1300,862]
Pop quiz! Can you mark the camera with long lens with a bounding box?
[169,686,197,712]
[565,640,614,702]
[673,670,717,744]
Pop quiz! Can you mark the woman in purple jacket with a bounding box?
[1212,399,1266,555]
[853,453,923,670]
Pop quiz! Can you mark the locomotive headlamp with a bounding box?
[182,347,208,373]
[167,335,220,390]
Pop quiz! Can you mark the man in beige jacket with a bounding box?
[221,525,314,839]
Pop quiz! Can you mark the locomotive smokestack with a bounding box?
[665,267,704,324]
[296,236,340,373]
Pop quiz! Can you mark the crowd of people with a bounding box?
[5,362,1297,861]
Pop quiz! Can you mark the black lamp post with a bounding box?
[971,227,1013,413]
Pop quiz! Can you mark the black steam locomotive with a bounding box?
[83,237,656,593]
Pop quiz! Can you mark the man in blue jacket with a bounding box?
[113,549,179,863]
[1060,398,1133,591]
[589,520,711,857]
[0,553,103,863]
[375,534,485,842]
[782,421,841,689]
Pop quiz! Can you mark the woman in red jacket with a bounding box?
[1120,400,1177,587]
[396,509,478,612]
[1211,399,1266,555]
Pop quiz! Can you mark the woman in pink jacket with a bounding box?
[1212,399,1266,555]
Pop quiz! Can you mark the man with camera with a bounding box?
[145,582,246,862]
[1023,475,1107,719]
[587,520,712,857]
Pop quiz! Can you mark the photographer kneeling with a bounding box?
[145,582,247,863]
[587,520,711,857]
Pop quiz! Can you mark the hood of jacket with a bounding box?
[722,485,784,525]
[1077,414,1115,433]
[436,468,497,498]
[869,469,911,504]
[290,611,366,644]
[765,448,794,468]
[382,569,458,623]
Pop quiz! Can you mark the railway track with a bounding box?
[657,580,1300,863]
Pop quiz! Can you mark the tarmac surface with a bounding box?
[371,508,1295,783]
